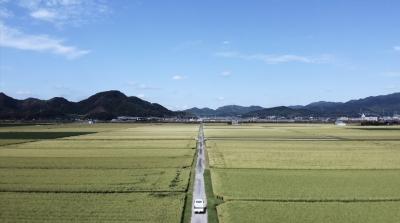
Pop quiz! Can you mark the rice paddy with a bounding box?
[205,124,400,223]
[2,123,399,222]
[0,123,198,222]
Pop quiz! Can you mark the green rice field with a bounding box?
[217,201,400,223]
[2,123,399,222]
[0,192,185,223]
[205,124,400,223]
[0,123,198,222]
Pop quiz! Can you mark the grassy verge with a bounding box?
[205,169,223,223]
[181,146,198,223]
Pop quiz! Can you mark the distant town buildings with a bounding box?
[335,120,347,126]
[80,112,400,125]
[231,120,239,125]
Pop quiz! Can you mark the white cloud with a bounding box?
[172,75,186,80]
[127,82,160,90]
[222,40,230,45]
[0,22,89,59]
[30,8,57,21]
[138,84,158,90]
[137,93,145,98]
[216,51,332,64]
[18,0,110,26]
[217,96,225,101]
[394,46,400,51]
[220,71,231,77]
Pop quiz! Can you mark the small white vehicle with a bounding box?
[193,199,206,214]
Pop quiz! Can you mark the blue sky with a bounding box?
[0,0,399,110]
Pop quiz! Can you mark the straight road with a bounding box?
[191,124,208,223]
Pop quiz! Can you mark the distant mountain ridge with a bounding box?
[184,105,264,117]
[300,92,400,117]
[0,91,181,120]
[1,91,399,120]
[185,92,400,118]
[243,106,320,118]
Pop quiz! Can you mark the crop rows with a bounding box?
[207,140,400,169]
[217,201,400,223]
[205,124,400,223]
[0,192,186,223]
[0,123,198,222]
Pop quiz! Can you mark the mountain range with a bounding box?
[185,92,400,118]
[184,105,264,117]
[0,90,179,120]
[1,91,399,120]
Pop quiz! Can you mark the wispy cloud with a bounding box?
[12,89,41,99]
[172,40,202,51]
[15,90,32,95]
[137,84,159,90]
[217,96,225,101]
[0,0,11,18]
[0,7,11,18]
[216,51,332,64]
[0,22,89,59]
[127,81,161,90]
[30,8,57,22]
[222,40,230,45]
[18,0,110,26]
[220,70,231,77]
[172,75,186,80]
[384,85,397,90]
[137,93,145,98]
[394,46,400,51]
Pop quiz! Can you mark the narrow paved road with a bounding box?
[191,124,208,223]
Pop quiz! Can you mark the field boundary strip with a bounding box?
[0,148,195,150]
[0,189,188,194]
[0,132,97,139]
[207,137,338,140]
[224,198,400,203]
[0,166,193,169]
[59,138,195,141]
[207,138,400,141]
[0,140,37,147]
[209,167,400,170]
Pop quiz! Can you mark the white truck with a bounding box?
[193,199,206,214]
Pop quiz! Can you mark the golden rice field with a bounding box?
[2,123,399,222]
[0,123,198,223]
[205,124,400,223]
